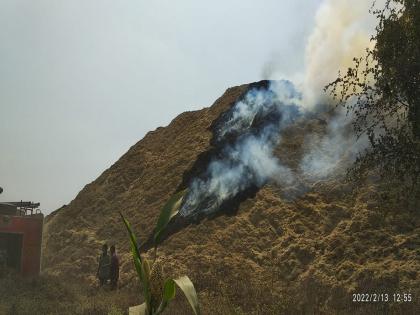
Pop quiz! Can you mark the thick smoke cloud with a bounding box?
[180,81,301,216]
[180,0,377,217]
[302,0,377,108]
[180,81,368,217]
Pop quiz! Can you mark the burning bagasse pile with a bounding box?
[42,80,419,314]
[179,80,300,218]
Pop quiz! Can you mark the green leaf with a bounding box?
[142,258,151,282]
[119,212,151,313]
[156,276,199,315]
[119,212,142,265]
[120,213,143,282]
[153,279,176,315]
[173,276,201,315]
[163,279,176,302]
[153,189,187,246]
[128,303,147,315]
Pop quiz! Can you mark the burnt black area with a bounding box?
[140,80,279,252]
[177,80,271,191]
[139,184,259,253]
[211,80,272,146]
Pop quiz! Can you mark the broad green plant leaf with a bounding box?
[153,189,187,246]
[174,276,200,315]
[154,279,176,314]
[120,212,151,313]
[159,276,200,315]
[163,278,176,301]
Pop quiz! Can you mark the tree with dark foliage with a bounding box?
[325,0,419,209]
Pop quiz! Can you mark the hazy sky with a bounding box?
[0,0,323,213]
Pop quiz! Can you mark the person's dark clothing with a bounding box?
[97,253,111,286]
[110,253,119,290]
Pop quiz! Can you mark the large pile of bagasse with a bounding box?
[42,81,419,314]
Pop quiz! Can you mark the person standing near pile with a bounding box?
[97,243,111,286]
[109,245,120,290]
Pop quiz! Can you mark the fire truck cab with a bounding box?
[0,187,44,277]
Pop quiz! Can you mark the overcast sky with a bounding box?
[0,0,323,213]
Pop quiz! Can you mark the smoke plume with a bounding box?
[302,0,377,109]
[180,80,370,217]
[180,81,301,216]
[299,106,368,180]
[180,0,376,217]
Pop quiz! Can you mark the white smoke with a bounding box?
[180,80,371,217]
[299,105,368,180]
[180,0,379,217]
[302,0,378,109]
[180,81,300,216]
[297,0,377,175]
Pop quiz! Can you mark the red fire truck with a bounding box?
[0,187,44,277]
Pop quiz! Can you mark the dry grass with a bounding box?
[1,270,417,315]
[38,82,420,314]
[0,273,138,315]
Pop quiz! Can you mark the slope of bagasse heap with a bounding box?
[42,83,249,277]
[43,81,419,314]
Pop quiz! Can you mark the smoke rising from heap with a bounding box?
[299,106,368,180]
[180,0,375,217]
[180,81,367,217]
[302,0,377,108]
[180,81,301,217]
[262,0,378,109]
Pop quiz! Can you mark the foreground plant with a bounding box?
[120,190,200,315]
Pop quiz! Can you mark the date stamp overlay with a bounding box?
[352,292,413,303]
